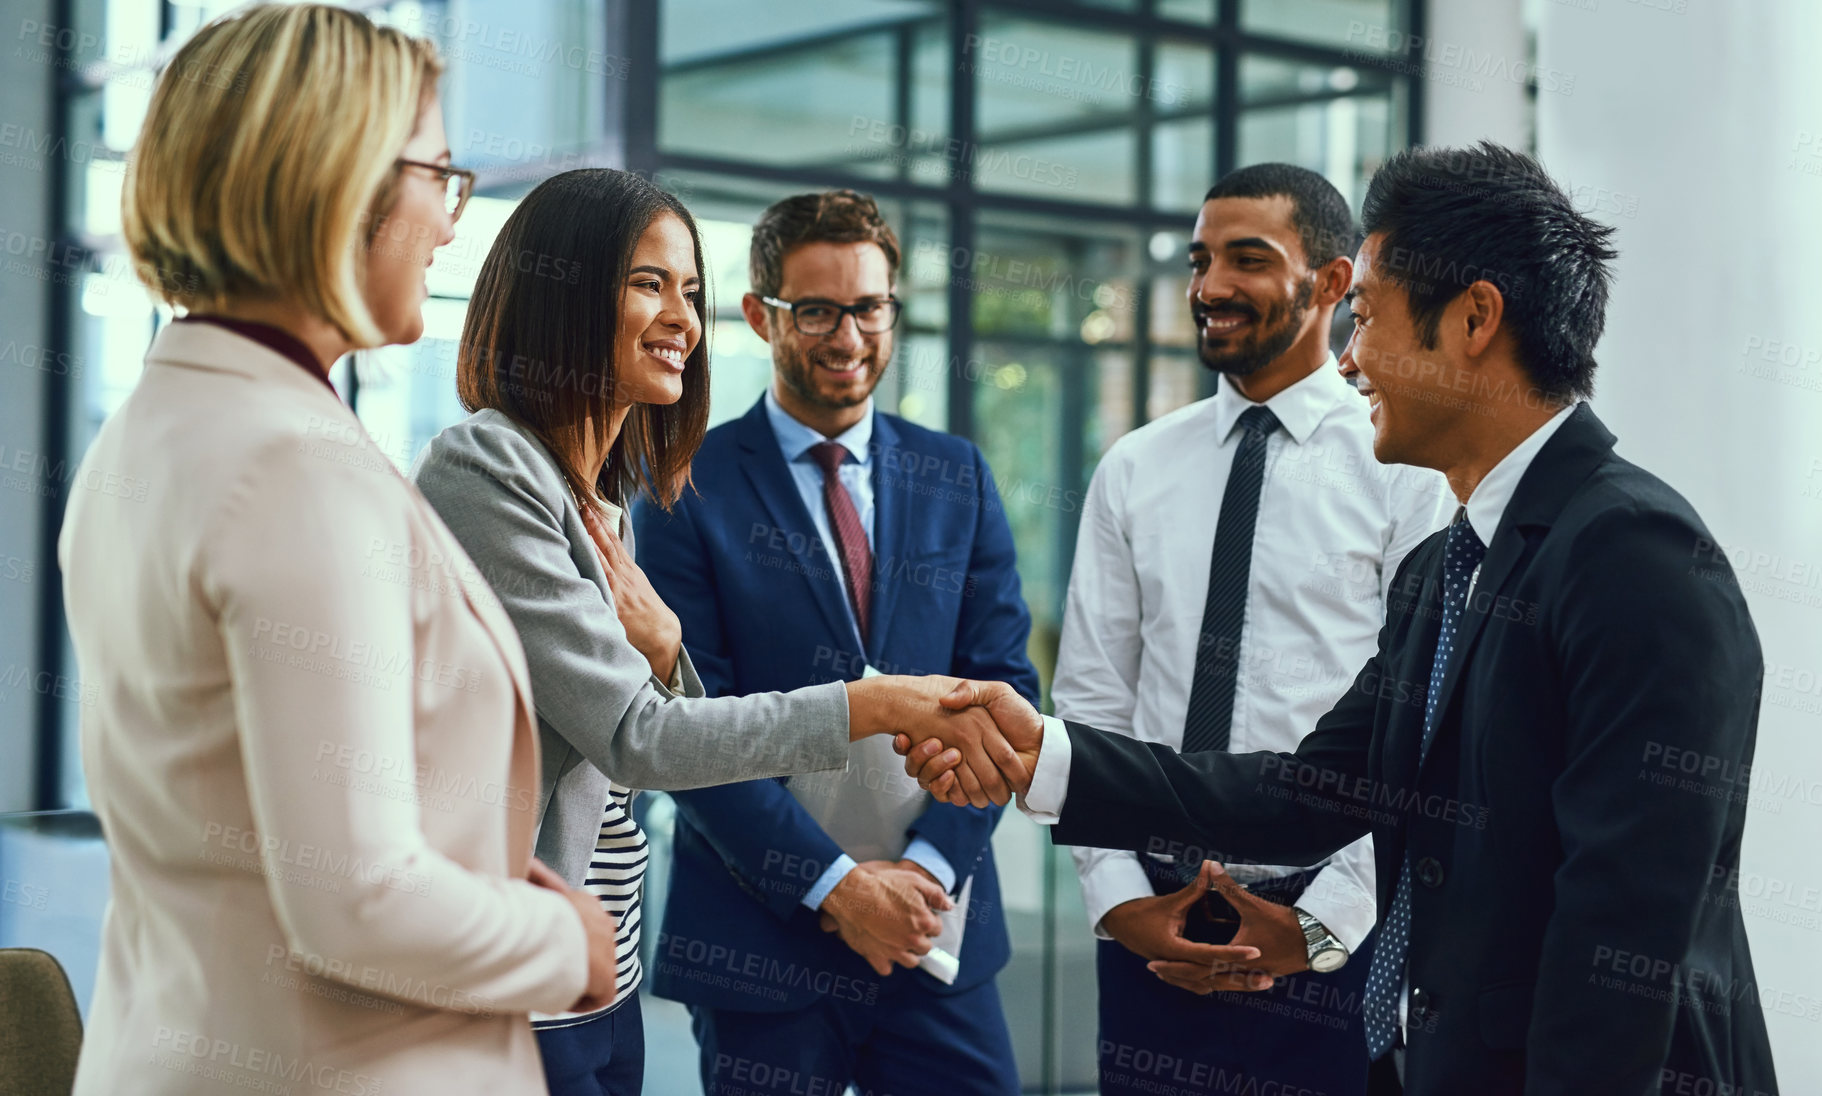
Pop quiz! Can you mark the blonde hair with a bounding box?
[122,3,443,346]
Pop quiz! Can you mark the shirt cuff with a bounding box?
[1290,866,1378,955]
[801,854,858,911]
[1017,716,1072,823]
[900,838,957,893]
[1078,854,1156,940]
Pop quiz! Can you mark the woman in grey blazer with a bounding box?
[411,169,1012,1096]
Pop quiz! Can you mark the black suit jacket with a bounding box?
[1051,405,1778,1096]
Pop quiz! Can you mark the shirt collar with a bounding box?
[177,314,335,393]
[1463,401,1581,543]
[1209,355,1350,446]
[763,387,874,467]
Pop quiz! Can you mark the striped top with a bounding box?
[530,497,652,1028]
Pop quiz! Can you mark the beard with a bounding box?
[774,334,891,411]
[1194,275,1316,377]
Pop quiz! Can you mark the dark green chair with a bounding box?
[0,949,82,1096]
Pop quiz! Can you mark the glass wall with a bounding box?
[42,1,1416,1091]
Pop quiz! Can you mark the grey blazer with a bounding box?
[412,408,851,886]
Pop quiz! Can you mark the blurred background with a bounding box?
[2,0,1819,1091]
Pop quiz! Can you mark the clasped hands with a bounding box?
[845,676,1043,808]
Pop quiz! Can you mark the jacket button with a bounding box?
[1409,986,1434,1026]
[1416,856,1445,888]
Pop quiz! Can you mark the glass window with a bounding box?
[1158,0,1218,24]
[1240,55,1404,210]
[1150,42,1217,211]
[1242,0,1406,55]
[969,212,1142,696]
[971,15,1145,205]
[660,4,946,178]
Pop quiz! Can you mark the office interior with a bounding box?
[1,0,1818,1091]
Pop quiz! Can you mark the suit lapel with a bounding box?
[1383,536,1447,796]
[864,412,908,665]
[733,399,863,651]
[1415,404,1618,778]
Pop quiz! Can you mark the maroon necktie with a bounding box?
[809,441,871,644]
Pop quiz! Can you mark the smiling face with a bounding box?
[766,240,894,415]
[1339,231,1462,469]
[362,97,455,346]
[1188,195,1321,378]
[613,211,703,409]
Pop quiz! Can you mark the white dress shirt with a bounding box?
[1464,402,1580,594]
[1055,361,1455,951]
[759,389,956,906]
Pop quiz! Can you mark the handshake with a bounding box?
[846,676,1046,808]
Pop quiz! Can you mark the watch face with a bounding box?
[1310,948,1347,973]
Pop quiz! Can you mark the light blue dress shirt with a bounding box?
[761,389,957,906]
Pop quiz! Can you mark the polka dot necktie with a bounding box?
[1363,507,1485,1059]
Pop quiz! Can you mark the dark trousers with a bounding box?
[1097,863,1374,1096]
[535,994,646,1096]
[688,974,1018,1096]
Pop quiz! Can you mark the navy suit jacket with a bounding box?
[634,397,1039,1013]
[1047,405,1778,1095]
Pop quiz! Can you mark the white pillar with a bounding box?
[1536,1,1822,1087]
[1421,0,1530,149]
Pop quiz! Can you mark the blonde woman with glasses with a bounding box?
[58,6,618,1093]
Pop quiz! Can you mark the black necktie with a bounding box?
[1180,405,1281,755]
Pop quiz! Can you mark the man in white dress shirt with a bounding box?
[1056,164,1453,1096]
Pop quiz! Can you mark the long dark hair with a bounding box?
[458,168,711,509]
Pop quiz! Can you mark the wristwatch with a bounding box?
[1293,906,1349,973]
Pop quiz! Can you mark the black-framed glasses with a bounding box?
[760,294,901,336]
[395,158,476,222]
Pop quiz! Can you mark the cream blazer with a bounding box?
[58,322,587,1096]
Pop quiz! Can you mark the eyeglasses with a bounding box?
[760,295,901,336]
[395,158,476,222]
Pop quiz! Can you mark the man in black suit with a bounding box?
[895,142,1780,1095]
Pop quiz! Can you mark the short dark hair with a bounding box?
[459,169,710,509]
[1205,163,1358,268]
[749,189,901,299]
[1360,141,1618,402]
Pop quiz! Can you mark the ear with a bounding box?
[1460,280,1506,357]
[1311,254,1354,310]
[739,293,774,344]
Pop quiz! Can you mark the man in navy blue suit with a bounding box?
[634,189,1039,1096]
